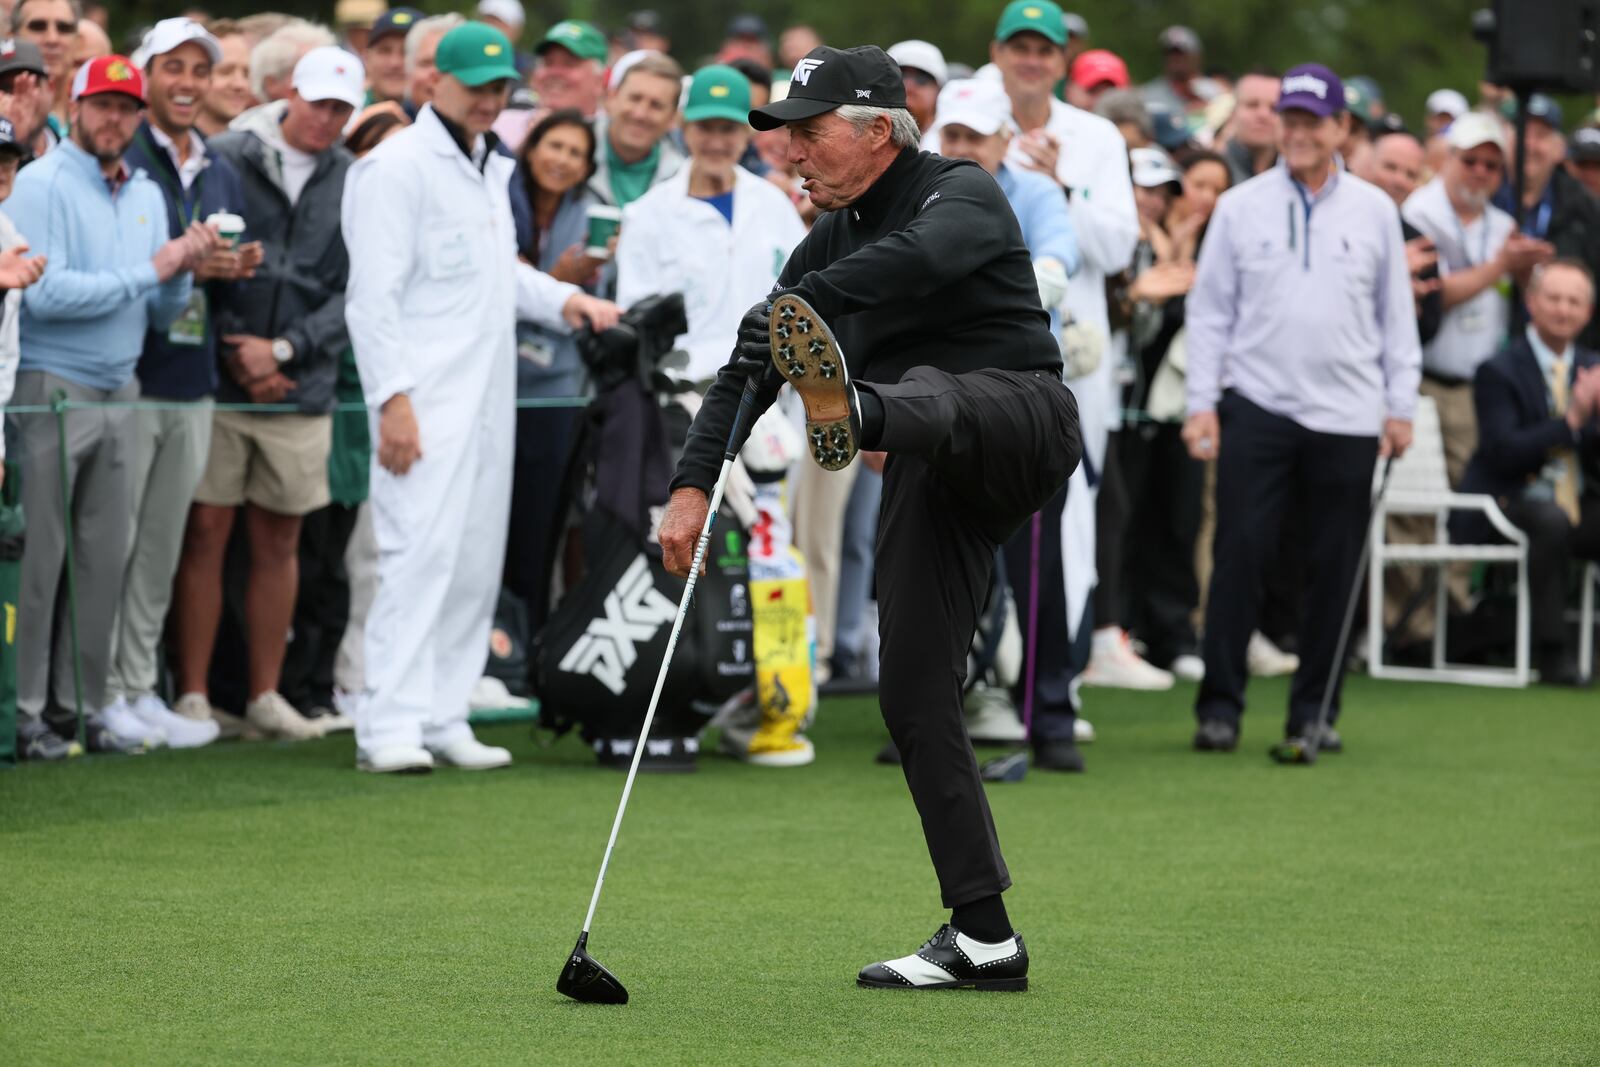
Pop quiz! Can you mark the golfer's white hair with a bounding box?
[835,104,923,148]
[406,13,465,77]
[250,19,334,101]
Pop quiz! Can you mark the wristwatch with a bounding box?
[271,338,294,363]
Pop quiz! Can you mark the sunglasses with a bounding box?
[903,69,937,89]
[26,18,77,34]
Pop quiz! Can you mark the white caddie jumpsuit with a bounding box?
[341,104,580,755]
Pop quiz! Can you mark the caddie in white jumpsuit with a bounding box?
[342,22,619,773]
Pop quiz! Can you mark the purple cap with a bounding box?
[1276,64,1345,118]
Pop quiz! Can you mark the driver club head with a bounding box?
[980,749,1030,783]
[557,933,629,1005]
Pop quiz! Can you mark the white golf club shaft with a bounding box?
[579,379,757,936]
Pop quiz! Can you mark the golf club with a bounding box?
[557,373,762,1005]
[1273,455,1397,765]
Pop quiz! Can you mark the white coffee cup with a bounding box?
[205,211,246,249]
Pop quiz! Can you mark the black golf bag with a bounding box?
[531,294,753,767]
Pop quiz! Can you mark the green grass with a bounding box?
[1,676,1596,1066]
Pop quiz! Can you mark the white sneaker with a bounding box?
[964,685,1027,744]
[1170,654,1206,682]
[1247,632,1300,677]
[307,707,355,736]
[357,744,434,774]
[102,697,164,747]
[1081,628,1174,690]
[245,690,323,741]
[129,693,220,749]
[174,692,260,741]
[1074,716,1096,744]
[429,735,513,770]
[468,676,532,712]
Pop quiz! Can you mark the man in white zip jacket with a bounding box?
[341,22,619,774]
[615,64,806,383]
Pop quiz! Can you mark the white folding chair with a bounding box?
[1367,396,1531,687]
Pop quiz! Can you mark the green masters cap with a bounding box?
[995,0,1067,45]
[535,19,607,62]
[436,22,520,86]
[683,64,752,125]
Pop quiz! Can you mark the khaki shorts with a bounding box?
[194,408,332,516]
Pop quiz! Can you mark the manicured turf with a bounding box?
[1,676,1595,1065]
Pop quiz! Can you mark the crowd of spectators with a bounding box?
[1,0,1597,768]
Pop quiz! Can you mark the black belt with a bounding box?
[1422,370,1472,388]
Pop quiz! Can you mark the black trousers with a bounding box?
[1119,422,1203,665]
[506,406,579,633]
[1196,392,1378,734]
[1001,479,1078,741]
[1092,431,1129,627]
[870,366,1081,908]
[1499,497,1600,647]
[281,503,360,712]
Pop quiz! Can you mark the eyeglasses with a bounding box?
[1459,155,1501,173]
[25,18,77,34]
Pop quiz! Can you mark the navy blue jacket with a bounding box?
[1453,334,1600,542]
[124,121,247,400]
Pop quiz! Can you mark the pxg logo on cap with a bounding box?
[752,45,907,130]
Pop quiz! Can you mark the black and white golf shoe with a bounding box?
[857,924,1028,991]
[769,294,861,472]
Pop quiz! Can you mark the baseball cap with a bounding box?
[1063,12,1089,39]
[995,0,1068,46]
[1275,64,1344,118]
[131,17,222,68]
[0,38,48,79]
[536,20,607,62]
[1131,146,1182,189]
[0,116,23,157]
[1425,88,1468,119]
[369,7,422,45]
[752,45,907,131]
[931,77,1013,137]
[888,40,948,86]
[477,0,526,29]
[1148,107,1192,152]
[292,46,366,108]
[1570,127,1600,164]
[683,64,751,124]
[436,22,519,87]
[1500,93,1565,131]
[1446,111,1506,154]
[726,14,768,39]
[71,55,146,104]
[1344,76,1384,123]
[1070,49,1128,90]
[1158,26,1201,54]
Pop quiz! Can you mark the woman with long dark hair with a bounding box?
[505,109,603,629]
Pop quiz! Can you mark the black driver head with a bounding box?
[557,933,629,1005]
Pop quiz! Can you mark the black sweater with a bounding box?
[670,148,1062,494]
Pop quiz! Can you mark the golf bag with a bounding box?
[532,294,753,765]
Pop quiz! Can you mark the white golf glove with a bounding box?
[1033,256,1068,312]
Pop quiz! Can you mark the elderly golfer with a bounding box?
[659,45,1081,990]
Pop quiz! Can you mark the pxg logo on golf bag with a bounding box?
[558,555,678,696]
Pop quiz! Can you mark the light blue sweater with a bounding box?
[8,138,190,392]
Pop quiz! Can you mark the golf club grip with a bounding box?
[578,380,760,935]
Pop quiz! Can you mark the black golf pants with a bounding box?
[869,366,1081,908]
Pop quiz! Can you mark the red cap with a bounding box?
[1070,49,1129,91]
[71,55,146,104]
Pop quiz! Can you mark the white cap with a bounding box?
[131,17,222,68]
[477,0,526,28]
[888,40,948,87]
[1425,88,1469,119]
[608,48,656,91]
[1446,111,1506,154]
[292,46,366,109]
[1130,146,1182,188]
[931,78,1013,137]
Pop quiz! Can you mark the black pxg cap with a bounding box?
[750,45,908,131]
